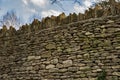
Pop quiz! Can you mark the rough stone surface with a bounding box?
[51,58,59,64]
[46,43,56,50]
[46,64,55,69]
[0,12,120,80]
[63,60,73,67]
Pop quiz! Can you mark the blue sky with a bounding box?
[0,0,99,28]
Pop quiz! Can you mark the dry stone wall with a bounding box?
[0,15,120,80]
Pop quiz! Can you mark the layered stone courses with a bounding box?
[0,15,120,80]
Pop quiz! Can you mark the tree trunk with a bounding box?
[109,0,116,15]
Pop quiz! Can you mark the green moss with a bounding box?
[80,73,86,77]
[97,69,106,80]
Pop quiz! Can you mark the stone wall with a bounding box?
[1,1,118,34]
[0,15,120,80]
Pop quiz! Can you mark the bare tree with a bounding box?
[50,0,83,6]
[0,10,21,29]
[50,0,65,10]
[109,0,116,15]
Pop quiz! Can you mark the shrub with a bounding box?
[97,69,106,80]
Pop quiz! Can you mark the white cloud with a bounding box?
[74,0,95,14]
[22,0,48,7]
[0,0,101,29]
[30,0,48,7]
[22,0,28,5]
[74,4,86,14]
[41,10,61,17]
[84,0,92,7]
[29,9,37,13]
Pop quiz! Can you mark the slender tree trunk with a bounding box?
[109,0,116,15]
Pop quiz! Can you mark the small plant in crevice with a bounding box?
[97,69,107,80]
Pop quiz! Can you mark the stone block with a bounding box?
[51,58,59,64]
[80,66,91,71]
[63,60,73,67]
[27,56,36,60]
[46,43,56,50]
[46,64,55,69]
[41,51,51,58]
